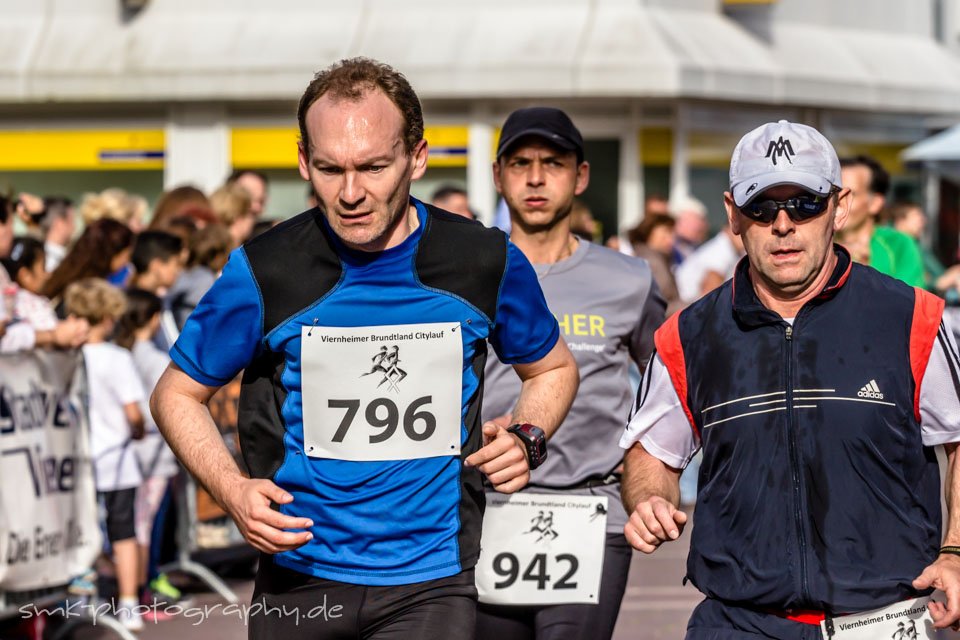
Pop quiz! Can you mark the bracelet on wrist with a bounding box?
[939,545,960,556]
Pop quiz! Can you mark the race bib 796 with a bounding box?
[300,322,463,461]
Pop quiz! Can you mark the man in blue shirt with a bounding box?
[151,57,579,639]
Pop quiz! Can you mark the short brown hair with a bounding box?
[297,57,424,154]
[188,223,232,269]
[64,278,126,325]
[628,214,676,246]
[150,185,210,230]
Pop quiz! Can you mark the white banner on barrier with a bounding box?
[0,350,101,591]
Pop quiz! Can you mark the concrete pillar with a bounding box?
[669,103,690,201]
[467,106,496,226]
[923,165,941,248]
[618,105,643,234]
[164,105,230,193]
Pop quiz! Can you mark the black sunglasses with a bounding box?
[740,189,838,224]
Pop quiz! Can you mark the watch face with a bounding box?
[517,423,545,439]
[511,423,547,469]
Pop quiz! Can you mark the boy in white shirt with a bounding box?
[65,278,146,632]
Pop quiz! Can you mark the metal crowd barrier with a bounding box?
[157,471,240,605]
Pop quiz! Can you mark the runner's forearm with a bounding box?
[150,369,244,509]
[942,443,960,547]
[511,345,578,439]
[621,442,681,513]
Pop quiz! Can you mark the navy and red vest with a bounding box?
[656,246,945,613]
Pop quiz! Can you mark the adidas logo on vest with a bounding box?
[858,379,884,400]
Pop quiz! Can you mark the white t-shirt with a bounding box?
[131,339,180,479]
[83,342,146,491]
[674,231,742,304]
[621,317,960,467]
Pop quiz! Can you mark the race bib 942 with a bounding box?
[300,322,463,461]
[477,493,608,605]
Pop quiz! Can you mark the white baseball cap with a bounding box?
[729,120,841,208]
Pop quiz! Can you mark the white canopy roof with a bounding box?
[0,0,958,115]
[902,124,960,162]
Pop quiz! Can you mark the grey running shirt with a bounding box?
[483,239,665,533]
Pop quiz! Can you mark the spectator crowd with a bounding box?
[0,169,272,635]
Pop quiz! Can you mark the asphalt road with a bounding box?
[62,514,700,640]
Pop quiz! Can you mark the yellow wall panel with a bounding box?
[231,127,299,169]
[231,125,469,169]
[0,130,164,170]
[833,142,907,173]
[689,132,738,168]
[639,128,673,166]
[424,125,468,168]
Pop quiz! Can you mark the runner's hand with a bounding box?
[914,554,960,629]
[624,495,687,554]
[224,478,314,555]
[465,422,529,494]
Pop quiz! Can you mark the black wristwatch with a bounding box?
[507,423,547,470]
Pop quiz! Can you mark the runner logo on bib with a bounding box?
[476,493,607,605]
[301,322,462,461]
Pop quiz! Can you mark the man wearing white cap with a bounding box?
[620,120,960,638]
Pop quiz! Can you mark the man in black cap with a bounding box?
[475,107,664,640]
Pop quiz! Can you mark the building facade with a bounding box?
[1,0,958,244]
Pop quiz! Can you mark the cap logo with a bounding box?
[765,137,795,165]
[745,183,759,196]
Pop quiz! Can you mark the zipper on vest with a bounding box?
[784,323,810,604]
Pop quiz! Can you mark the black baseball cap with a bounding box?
[496,107,584,162]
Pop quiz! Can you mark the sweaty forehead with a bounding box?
[305,89,405,161]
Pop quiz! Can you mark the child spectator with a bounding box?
[115,288,184,610]
[65,278,146,632]
[167,223,231,331]
[130,231,185,349]
[1,236,88,352]
[130,231,184,295]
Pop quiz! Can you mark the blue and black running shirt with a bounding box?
[171,198,559,585]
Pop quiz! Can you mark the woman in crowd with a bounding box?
[149,185,211,230]
[42,218,134,308]
[629,213,682,314]
[79,188,148,233]
[209,183,256,248]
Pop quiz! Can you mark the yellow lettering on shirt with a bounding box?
[555,313,607,338]
[589,315,606,338]
[572,314,587,335]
